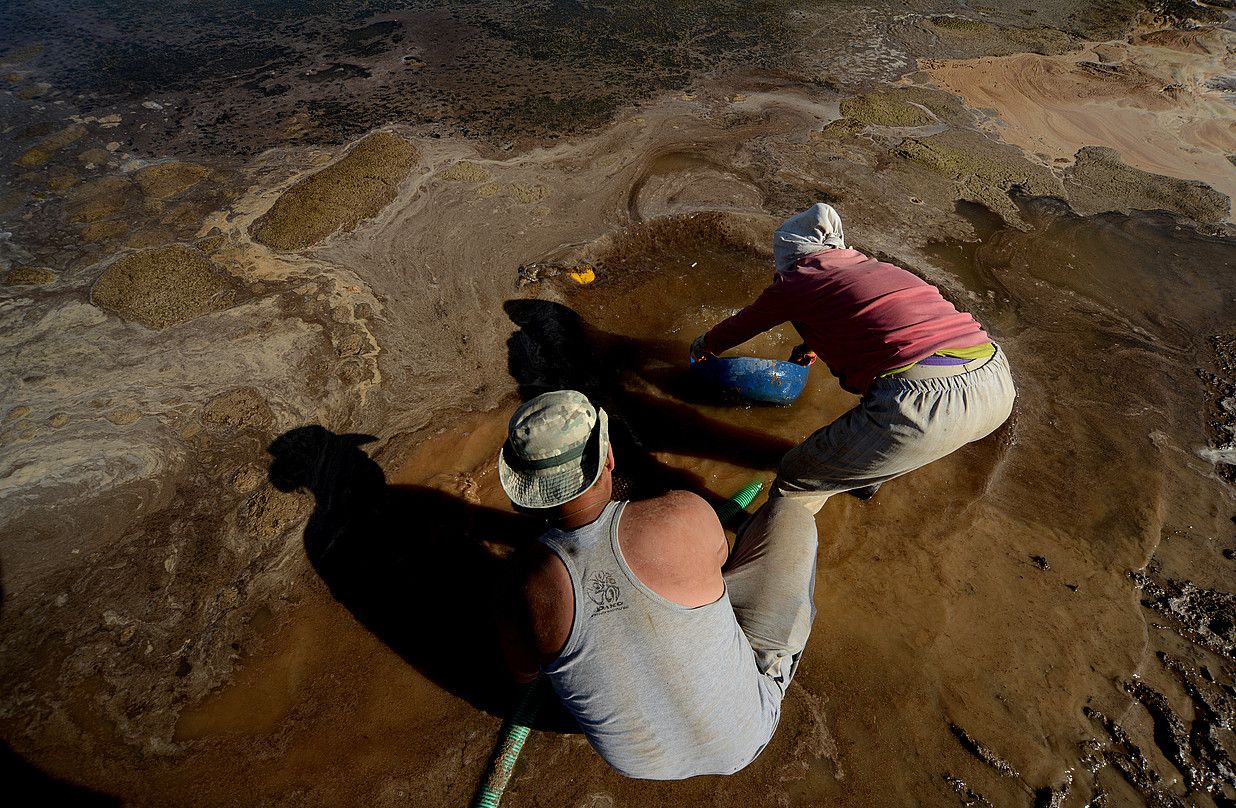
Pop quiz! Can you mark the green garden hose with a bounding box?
[471,677,545,808]
[470,479,765,807]
[712,479,764,527]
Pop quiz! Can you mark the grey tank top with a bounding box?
[539,500,781,780]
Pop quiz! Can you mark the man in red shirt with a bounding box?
[692,203,1015,512]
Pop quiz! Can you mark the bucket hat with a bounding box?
[498,390,609,509]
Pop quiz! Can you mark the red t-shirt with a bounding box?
[705,249,990,395]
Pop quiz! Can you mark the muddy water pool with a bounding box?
[163,201,1236,806]
[4,1,1236,803]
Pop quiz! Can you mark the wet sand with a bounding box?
[2,2,1236,807]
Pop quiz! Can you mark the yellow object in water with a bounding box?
[568,265,596,285]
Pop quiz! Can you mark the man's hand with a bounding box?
[690,334,715,362]
[789,343,817,366]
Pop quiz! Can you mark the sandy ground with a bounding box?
[924,24,1236,215]
[1,2,1235,807]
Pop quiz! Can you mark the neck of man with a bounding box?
[551,488,612,530]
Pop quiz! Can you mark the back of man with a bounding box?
[531,494,781,779]
[497,391,818,780]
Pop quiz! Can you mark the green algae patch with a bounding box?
[91,245,233,329]
[15,120,59,142]
[4,266,56,285]
[77,147,111,165]
[921,16,1076,57]
[896,129,1061,220]
[440,160,491,183]
[15,124,86,167]
[250,132,419,251]
[1066,146,1230,224]
[127,227,177,249]
[105,407,142,426]
[5,406,31,422]
[508,183,548,204]
[83,220,130,243]
[47,165,79,191]
[841,91,935,128]
[0,43,45,65]
[16,82,50,100]
[67,176,135,222]
[135,162,210,199]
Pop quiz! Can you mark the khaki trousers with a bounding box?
[773,348,1016,514]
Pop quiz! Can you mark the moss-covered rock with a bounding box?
[896,129,1061,221]
[66,176,135,223]
[135,162,210,199]
[1066,146,1230,223]
[91,245,233,329]
[508,183,548,204]
[15,124,86,168]
[250,132,419,251]
[439,160,491,183]
[919,16,1076,57]
[841,91,934,128]
[82,220,129,243]
[4,266,56,285]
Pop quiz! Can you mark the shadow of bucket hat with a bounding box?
[498,390,609,509]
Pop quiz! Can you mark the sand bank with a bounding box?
[925,24,1236,218]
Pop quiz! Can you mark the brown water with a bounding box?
[4,3,1236,806]
[143,200,1236,807]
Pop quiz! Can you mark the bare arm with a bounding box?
[496,563,541,685]
[497,544,574,683]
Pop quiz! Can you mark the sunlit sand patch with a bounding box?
[924,27,1236,217]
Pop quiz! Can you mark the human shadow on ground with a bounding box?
[504,299,796,505]
[0,742,119,806]
[0,559,117,804]
[267,425,576,729]
[267,302,795,727]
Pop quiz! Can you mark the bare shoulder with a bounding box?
[621,491,727,600]
[659,490,722,527]
[625,490,723,545]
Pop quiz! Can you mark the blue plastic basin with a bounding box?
[689,354,809,405]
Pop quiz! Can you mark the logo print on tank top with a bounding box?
[586,571,627,614]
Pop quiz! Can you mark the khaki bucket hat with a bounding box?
[498,390,609,509]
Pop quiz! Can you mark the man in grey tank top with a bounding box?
[497,390,819,780]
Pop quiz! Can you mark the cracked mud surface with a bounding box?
[2,1,1236,806]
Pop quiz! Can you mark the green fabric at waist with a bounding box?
[880,342,996,378]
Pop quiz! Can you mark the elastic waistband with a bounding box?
[889,344,1001,382]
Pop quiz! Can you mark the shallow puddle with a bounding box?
[5,0,1236,803]
[375,205,1236,805]
[43,192,1229,807]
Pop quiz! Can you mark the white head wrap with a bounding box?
[773,203,846,273]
